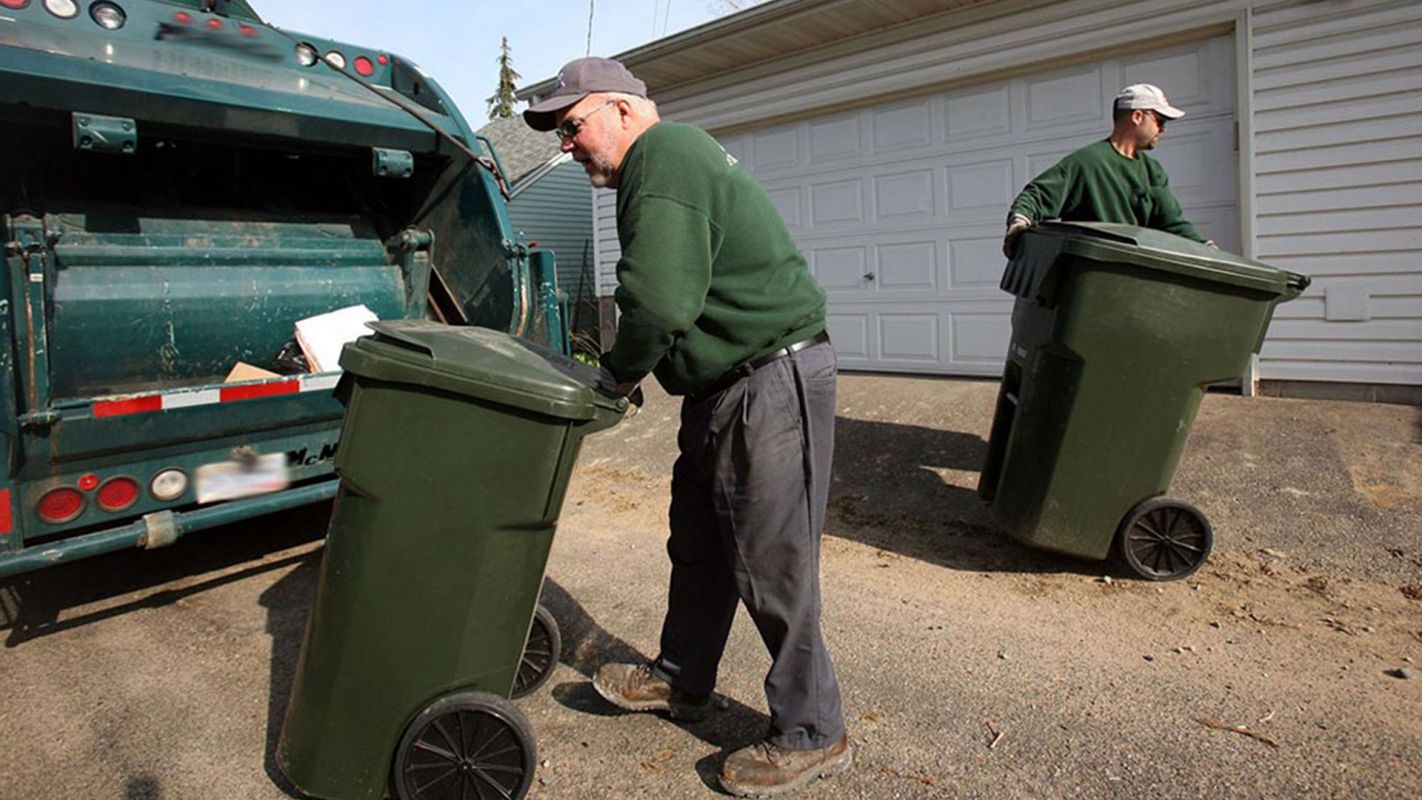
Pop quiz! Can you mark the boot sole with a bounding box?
[718,743,854,798]
[591,677,707,722]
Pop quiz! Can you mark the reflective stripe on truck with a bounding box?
[91,373,342,418]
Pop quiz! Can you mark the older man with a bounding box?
[1004,83,1211,257]
[523,57,851,796]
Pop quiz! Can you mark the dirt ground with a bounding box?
[1,373,1419,799]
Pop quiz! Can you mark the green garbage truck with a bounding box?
[0,0,565,577]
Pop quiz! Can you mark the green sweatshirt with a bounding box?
[1008,139,1206,242]
[604,122,826,396]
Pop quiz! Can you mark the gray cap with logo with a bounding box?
[523,57,648,131]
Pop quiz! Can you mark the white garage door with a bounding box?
[715,35,1239,376]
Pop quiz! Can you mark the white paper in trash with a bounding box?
[294,304,378,372]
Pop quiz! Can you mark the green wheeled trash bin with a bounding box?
[977,222,1309,581]
[276,320,628,800]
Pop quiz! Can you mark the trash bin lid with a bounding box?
[339,320,618,421]
[1052,222,1307,295]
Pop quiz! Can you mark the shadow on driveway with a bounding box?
[830,416,1108,577]
[535,579,771,793]
[258,568,770,797]
[0,502,330,648]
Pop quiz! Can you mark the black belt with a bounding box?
[692,330,830,401]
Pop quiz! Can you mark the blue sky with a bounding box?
[257,1,742,124]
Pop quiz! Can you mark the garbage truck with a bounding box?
[0,0,565,577]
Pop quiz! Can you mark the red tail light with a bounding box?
[205,18,222,30]
[97,477,140,512]
[0,0,32,11]
[38,487,84,524]
[354,56,374,76]
[174,11,191,23]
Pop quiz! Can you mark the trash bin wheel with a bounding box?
[392,691,537,800]
[1116,497,1213,581]
[511,604,561,699]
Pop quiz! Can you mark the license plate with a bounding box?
[195,453,290,504]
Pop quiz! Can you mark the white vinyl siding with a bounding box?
[508,161,596,311]
[1251,0,1422,385]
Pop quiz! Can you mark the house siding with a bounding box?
[1251,0,1422,385]
[507,161,597,332]
[591,0,1422,386]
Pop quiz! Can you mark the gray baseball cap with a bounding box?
[523,57,648,131]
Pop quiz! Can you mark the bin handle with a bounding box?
[365,320,437,357]
[1283,271,1312,301]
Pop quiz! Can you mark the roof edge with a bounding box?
[517,0,827,101]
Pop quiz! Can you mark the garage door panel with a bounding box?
[1149,119,1238,207]
[879,314,941,363]
[1182,205,1241,253]
[809,112,864,163]
[811,246,869,292]
[1122,36,1235,114]
[949,236,1006,288]
[764,186,803,229]
[725,35,1236,376]
[944,84,1011,141]
[1024,64,1106,131]
[873,169,937,221]
[826,313,870,361]
[828,303,1011,375]
[947,159,1015,216]
[873,98,934,153]
[1024,147,1079,184]
[753,125,800,172]
[807,230,1009,300]
[809,178,865,226]
[877,241,940,292]
[953,314,1013,365]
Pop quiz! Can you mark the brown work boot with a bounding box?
[719,734,853,797]
[591,662,709,721]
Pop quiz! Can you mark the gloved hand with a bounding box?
[1204,239,1219,249]
[594,365,623,397]
[595,364,644,408]
[1003,214,1033,259]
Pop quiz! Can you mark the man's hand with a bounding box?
[1204,239,1219,249]
[595,365,643,407]
[595,365,624,396]
[1003,214,1033,259]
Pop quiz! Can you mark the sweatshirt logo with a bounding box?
[714,141,739,167]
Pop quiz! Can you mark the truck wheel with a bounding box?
[392,692,536,800]
[511,604,561,699]
[1116,497,1213,581]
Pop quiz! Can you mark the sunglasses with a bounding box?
[555,100,617,143]
[1150,110,1169,127]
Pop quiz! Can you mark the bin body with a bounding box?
[978,223,1308,560]
[277,320,623,800]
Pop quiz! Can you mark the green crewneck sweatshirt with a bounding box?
[604,122,826,396]
[1008,139,1206,242]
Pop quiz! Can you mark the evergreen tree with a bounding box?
[486,37,521,120]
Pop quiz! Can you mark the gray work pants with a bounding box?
[651,339,845,751]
